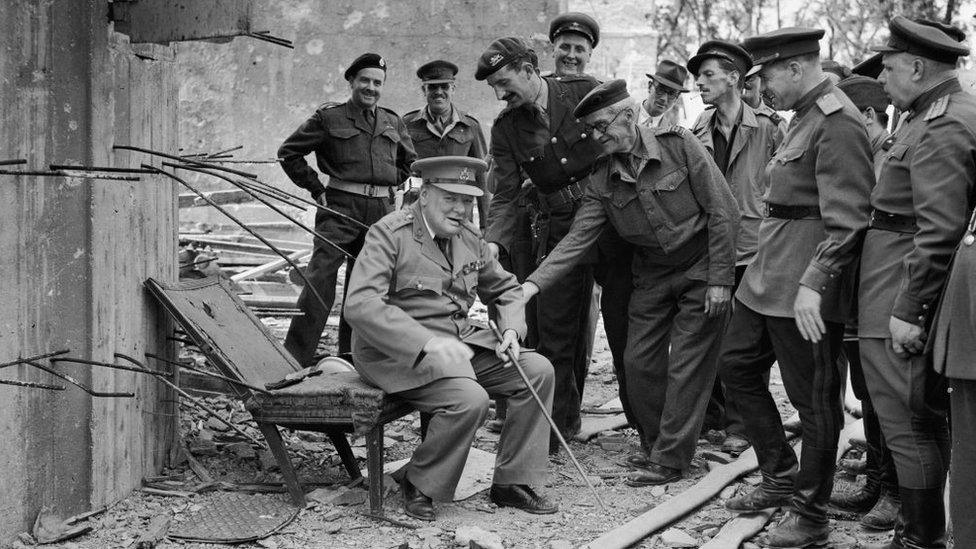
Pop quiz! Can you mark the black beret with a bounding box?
[573,79,630,119]
[837,75,889,113]
[743,27,825,69]
[549,12,600,47]
[821,59,852,79]
[475,37,534,81]
[872,15,970,63]
[417,60,458,83]
[344,53,387,81]
[687,40,753,77]
[852,53,883,79]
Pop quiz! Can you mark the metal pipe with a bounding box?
[165,162,354,260]
[143,165,335,318]
[22,360,135,398]
[145,352,273,396]
[488,320,608,513]
[0,349,70,369]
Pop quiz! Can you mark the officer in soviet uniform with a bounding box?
[523,80,740,486]
[859,17,974,549]
[403,60,488,229]
[687,40,785,456]
[476,37,605,447]
[720,29,874,548]
[278,53,416,366]
[344,156,556,521]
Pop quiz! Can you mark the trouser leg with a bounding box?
[394,377,491,501]
[847,339,899,495]
[768,318,844,524]
[473,349,554,486]
[595,229,634,425]
[647,276,727,469]
[719,302,794,489]
[950,377,976,547]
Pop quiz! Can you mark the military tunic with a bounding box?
[277,101,417,365]
[344,202,553,500]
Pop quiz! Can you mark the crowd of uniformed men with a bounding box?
[275,10,976,549]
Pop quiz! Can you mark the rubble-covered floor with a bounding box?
[16,316,899,549]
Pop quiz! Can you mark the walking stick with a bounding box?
[488,320,608,513]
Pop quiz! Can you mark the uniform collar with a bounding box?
[610,126,661,182]
[908,74,960,117]
[792,77,832,117]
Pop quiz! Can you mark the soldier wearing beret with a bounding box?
[522,80,740,485]
[857,16,974,548]
[277,53,417,367]
[720,28,874,547]
[638,60,689,127]
[345,156,557,521]
[687,40,785,457]
[403,60,488,229]
[476,37,605,449]
[829,73,901,532]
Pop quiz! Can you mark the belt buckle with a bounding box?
[763,202,770,217]
[364,184,377,197]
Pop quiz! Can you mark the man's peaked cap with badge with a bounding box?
[742,27,825,71]
[647,60,690,92]
[344,53,387,81]
[872,15,970,63]
[549,12,600,47]
[837,75,889,113]
[574,79,630,119]
[475,37,535,81]
[687,40,753,77]
[417,60,458,83]
[413,156,487,197]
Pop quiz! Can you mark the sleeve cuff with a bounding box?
[799,261,839,293]
[891,293,932,327]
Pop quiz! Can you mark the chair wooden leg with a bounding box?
[325,429,362,480]
[366,425,384,515]
[256,422,306,507]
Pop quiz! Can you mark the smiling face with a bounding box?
[486,63,538,108]
[757,60,798,111]
[696,58,738,105]
[646,80,680,117]
[423,82,455,116]
[583,103,638,155]
[349,67,385,109]
[420,184,475,237]
[552,33,593,76]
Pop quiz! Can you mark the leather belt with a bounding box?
[870,208,917,233]
[764,202,821,219]
[328,179,398,198]
[537,181,584,211]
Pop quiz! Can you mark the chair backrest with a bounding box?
[145,277,301,397]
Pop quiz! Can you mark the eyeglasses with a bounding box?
[424,82,453,91]
[584,108,626,135]
[649,81,681,99]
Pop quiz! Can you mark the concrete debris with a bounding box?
[453,525,503,549]
[660,527,698,547]
[547,539,574,549]
[306,486,368,506]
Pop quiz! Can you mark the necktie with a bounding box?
[364,108,375,129]
[435,237,452,266]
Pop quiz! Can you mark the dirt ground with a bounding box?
[16,307,898,549]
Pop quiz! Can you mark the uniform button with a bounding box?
[452,311,465,320]
[581,133,587,139]
[569,177,576,183]
[529,156,535,161]
[918,315,925,321]
[551,137,558,144]
[922,304,929,310]
[560,158,567,164]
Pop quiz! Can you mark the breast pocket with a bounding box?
[327,127,361,165]
[394,275,444,297]
[604,189,653,238]
[652,167,698,221]
[377,126,402,166]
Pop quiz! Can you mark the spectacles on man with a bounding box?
[424,82,454,91]
[584,108,627,135]
[649,81,681,99]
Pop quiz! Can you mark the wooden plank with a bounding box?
[231,251,310,282]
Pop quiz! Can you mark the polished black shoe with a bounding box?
[489,484,558,514]
[861,490,899,531]
[764,511,830,548]
[399,476,435,521]
[624,463,681,486]
[722,433,751,456]
[616,451,653,470]
[726,484,792,512]
[830,479,881,512]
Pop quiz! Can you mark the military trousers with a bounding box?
[284,189,391,367]
[950,377,976,546]
[593,227,634,426]
[845,339,899,494]
[720,301,845,523]
[625,261,727,470]
[859,339,949,489]
[394,348,554,501]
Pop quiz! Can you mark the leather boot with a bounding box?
[831,475,880,511]
[771,445,834,547]
[728,427,797,512]
[896,487,947,548]
[765,511,830,548]
[861,489,900,531]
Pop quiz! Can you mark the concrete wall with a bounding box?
[0,0,178,539]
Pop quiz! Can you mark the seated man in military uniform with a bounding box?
[344,156,557,522]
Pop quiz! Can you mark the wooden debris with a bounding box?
[699,509,777,549]
[135,515,171,549]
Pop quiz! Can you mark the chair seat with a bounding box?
[246,371,412,433]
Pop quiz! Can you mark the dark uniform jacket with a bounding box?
[486,74,604,253]
[692,103,785,266]
[931,215,976,379]
[344,202,527,393]
[860,76,976,338]
[277,100,416,198]
[526,125,739,289]
[737,79,873,322]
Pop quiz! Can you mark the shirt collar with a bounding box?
[610,126,661,182]
[792,77,833,117]
[908,74,961,116]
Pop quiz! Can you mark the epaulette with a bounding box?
[654,125,688,137]
[815,93,843,115]
[378,105,400,117]
[382,208,415,231]
[755,107,783,125]
[316,101,342,111]
[459,111,482,127]
[923,95,949,121]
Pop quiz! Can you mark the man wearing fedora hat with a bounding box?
[639,60,689,127]
[686,40,785,457]
[345,156,557,522]
[403,60,488,229]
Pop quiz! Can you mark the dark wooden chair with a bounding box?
[145,277,414,512]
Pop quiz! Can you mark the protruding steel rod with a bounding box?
[0,349,70,369]
[0,378,65,390]
[488,320,608,513]
[245,32,294,49]
[207,145,243,158]
[143,165,335,316]
[114,144,258,179]
[52,357,174,378]
[235,177,370,230]
[0,169,140,181]
[145,352,273,396]
[49,165,156,174]
[0,159,28,166]
[23,360,134,398]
